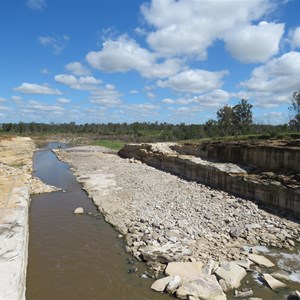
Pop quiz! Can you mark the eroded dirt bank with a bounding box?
[55,145,300,299]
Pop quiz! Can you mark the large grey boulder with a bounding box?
[176,274,226,300]
[214,261,247,289]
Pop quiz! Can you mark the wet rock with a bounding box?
[262,273,287,290]
[271,271,292,282]
[248,254,275,268]
[151,276,173,292]
[73,207,84,214]
[165,262,203,278]
[176,274,226,300]
[214,261,247,289]
[234,288,253,298]
[287,291,300,300]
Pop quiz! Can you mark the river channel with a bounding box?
[26,143,169,300]
[26,143,300,300]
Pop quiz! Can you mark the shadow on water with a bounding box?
[26,143,169,300]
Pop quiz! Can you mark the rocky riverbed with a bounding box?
[54,145,300,299]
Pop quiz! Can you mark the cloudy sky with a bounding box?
[1,0,300,125]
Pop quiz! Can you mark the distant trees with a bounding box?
[289,90,300,132]
[216,99,253,136]
[233,99,253,134]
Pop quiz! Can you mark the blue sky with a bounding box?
[1,0,300,125]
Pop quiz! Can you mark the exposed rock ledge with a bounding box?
[119,142,300,217]
[54,145,300,299]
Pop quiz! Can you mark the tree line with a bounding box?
[1,90,300,142]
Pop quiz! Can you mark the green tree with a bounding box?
[232,99,253,134]
[217,105,234,136]
[289,90,300,132]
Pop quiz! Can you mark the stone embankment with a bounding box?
[0,137,61,300]
[55,145,300,300]
[0,137,34,300]
[119,142,300,217]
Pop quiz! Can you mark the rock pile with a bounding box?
[54,146,300,299]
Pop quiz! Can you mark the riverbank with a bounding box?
[55,145,300,299]
[0,137,34,300]
[0,137,63,300]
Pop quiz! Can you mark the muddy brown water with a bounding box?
[26,143,169,300]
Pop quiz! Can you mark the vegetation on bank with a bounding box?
[1,91,300,143]
[92,139,125,150]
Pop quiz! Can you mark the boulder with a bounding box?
[73,207,84,214]
[166,275,182,293]
[262,273,287,290]
[176,274,226,300]
[151,276,173,292]
[140,242,192,263]
[248,254,275,268]
[165,262,203,278]
[214,261,246,289]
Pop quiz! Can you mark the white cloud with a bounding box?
[147,92,156,99]
[54,74,101,90]
[141,0,275,59]
[57,98,71,104]
[14,83,62,95]
[190,89,231,108]
[65,62,90,76]
[19,100,64,116]
[27,0,46,10]
[123,103,160,119]
[0,97,6,103]
[290,27,300,49]
[157,69,228,93]
[130,90,138,94]
[41,68,50,75]
[11,96,23,102]
[0,105,10,110]
[39,35,70,54]
[240,51,300,107]
[162,89,230,108]
[89,85,123,106]
[162,97,189,105]
[225,22,284,63]
[86,35,182,78]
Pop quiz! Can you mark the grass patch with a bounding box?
[93,139,125,150]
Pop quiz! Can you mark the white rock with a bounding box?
[73,207,84,214]
[176,274,226,300]
[214,261,247,289]
[165,261,203,278]
[166,275,182,293]
[248,254,275,268]
[151,276,173,292]
[262,273,287,290]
